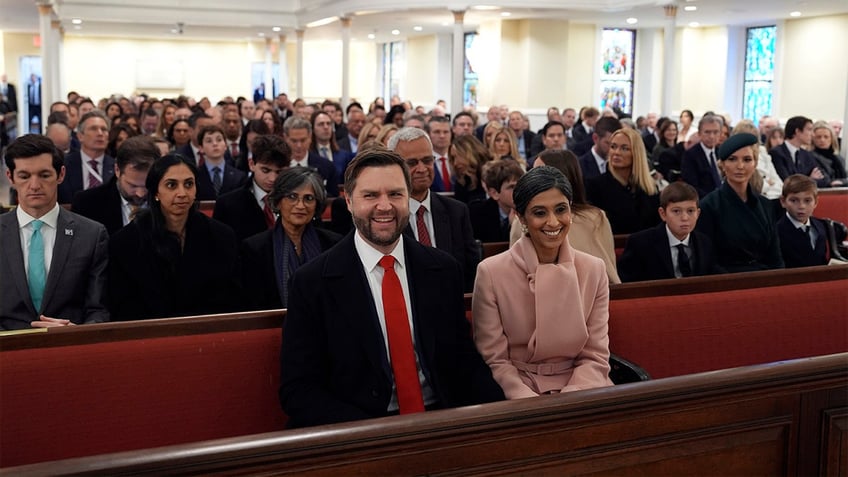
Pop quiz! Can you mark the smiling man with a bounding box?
[1,134,109,330]
[278,146,504,428]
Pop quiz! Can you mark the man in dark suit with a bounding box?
[194,125,248,200]
[58,110,115,204]
[279,148,504,428]
[26,73,41,133]
[641,112,659,154]
[618,183,722,282]
[474,106,502,142]
[469,160,524,243]
[175,112,234,167]
[388,127,480,291]
[1,134,109,330]
[427,116,454,193]
[681,114,723,198]
[769,116,831,189]
[71,136,159,235]
[1,73,17,113]
[571,107,599,145]
[214,134,289,241]
[578,116,622,183]
[284,116,338,196]
[507,110,535,161]
[311,110,354,182]
[337,106,365,154]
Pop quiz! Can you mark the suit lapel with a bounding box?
[403,237,443,376]
[430,195,451,250]
[0,214,37,314]
[42,209,75,311]
[323,235,392,381]
[651,225,675,277]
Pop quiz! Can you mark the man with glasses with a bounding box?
[388,127,480,292]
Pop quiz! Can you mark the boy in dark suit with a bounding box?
[195,125,247,200]
[469,159,524,243]
[618,182,721,282]
[776,174,830,267]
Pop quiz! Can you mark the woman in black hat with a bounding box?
[695,132,784,272]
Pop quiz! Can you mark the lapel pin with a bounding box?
[65,229,74,236]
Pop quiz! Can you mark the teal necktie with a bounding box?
[28,220,46,312]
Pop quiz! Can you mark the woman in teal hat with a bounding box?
[695,132,784,272]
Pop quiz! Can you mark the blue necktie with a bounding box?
[28,220,46,312]
[212,166,222,195]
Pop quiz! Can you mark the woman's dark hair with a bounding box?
[236,119,272,170]
[106,123,139,158]
[135,154,199,270]
[167,119,191,146]
[680,109,694,121]
[658,119,678,148]
[384,104,406,125]
[513,165,573,216]
[535,150,587,214]
[105,101,124,120]
[267,167,329,221]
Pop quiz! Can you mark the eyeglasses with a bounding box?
[405,157,435,167]
[283,193,316,205]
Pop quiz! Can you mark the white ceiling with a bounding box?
[1,0,846,44]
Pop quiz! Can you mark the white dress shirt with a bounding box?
[410,192,437,247]
[17,204,60,277]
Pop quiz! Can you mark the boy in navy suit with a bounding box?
[776,174,830,267]
[195,125,247,200]
[618,182,721,282]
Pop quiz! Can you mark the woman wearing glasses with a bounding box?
[108,154,245,320]
[241,167,342,310]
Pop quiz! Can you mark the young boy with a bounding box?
[618,182,722,282]
[776,174,829,267]
[195,125,247,200]
[469,159,524,242]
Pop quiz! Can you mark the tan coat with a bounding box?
[510,207,621,284]
[473,236,613,399]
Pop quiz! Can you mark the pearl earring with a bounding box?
[521,224,528,236]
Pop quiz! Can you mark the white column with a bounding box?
[296,29,305,99]
[37,3,53,129]
[340,17,351,109]
[278,34,289,95]
[661,3,677,117]
[264,37,273,99]
[451,10,465,114]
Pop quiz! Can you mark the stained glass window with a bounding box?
[600,29,635,115]
[464,32,479,109]
[743,26,776,125]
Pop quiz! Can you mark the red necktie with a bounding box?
[416,206,432,246]
[87,159,101,188]
[197,150,205,167]
[439,157,452,192]
[231,142,239,158]
[263,195,275,229]
[378,256,425,414]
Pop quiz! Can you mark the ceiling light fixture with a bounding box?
[472,5,500,10]
[689,21,700,27]
[501,12,512,17]
[413,26,423,31]
[391,29,400,35]
[258,32,265,37]
[71,18,82,25]
[626,17,638,25]
[684,6,697,11]
[306,16,338,28]
[789,11,801,17]
[272,26,281,32]
[367,33,376,39]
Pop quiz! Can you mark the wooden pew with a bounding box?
[816,187,848,224]
[7,353,846,476]
[2,266,844,468]
[198,199,215,217]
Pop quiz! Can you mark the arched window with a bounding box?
[742,26,776,125]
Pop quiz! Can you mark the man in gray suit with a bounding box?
[1,134,109,330]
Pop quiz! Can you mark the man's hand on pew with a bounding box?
[31,316,76,328]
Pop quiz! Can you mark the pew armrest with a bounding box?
[609,353,651,384]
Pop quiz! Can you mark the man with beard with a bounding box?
[279,147,504,428]
[71,136,158,235]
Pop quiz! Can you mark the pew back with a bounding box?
[816,187,848,224]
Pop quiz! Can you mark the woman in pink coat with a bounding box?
[472,166,613,399]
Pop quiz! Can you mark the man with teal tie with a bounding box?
[1,134,109,329]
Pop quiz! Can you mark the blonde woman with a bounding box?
[450,135,492,203]
[375,124,398,146]
[811,120,847,187]
[488,127,525,169]
[356,121,381,150]
[585,128,661,234]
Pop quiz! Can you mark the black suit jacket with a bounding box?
[571,123,590,144]
[195,162,248,201]
[769,144,831,188]
[108,211,244,320]
[213,182,268,241]
[304,152,339,197]
[3,82,17,112]
[617,224,723,282]
[336,134,354,154]
[642,130,658,155]
[776,215,828,268]
[469,198,510,243]
[58,150,115,204]
[578,149,603,183]
[403,194,480,292]
[518,130,536,159]
[175,143,235,168]
[70,177,125,235]
[240,224,342,310]
[681,145,720,198]
[278,233,504,428]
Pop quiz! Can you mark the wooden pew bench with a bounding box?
[2,266,844,468]
[7,353,847,476]
[816,187,848,225]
